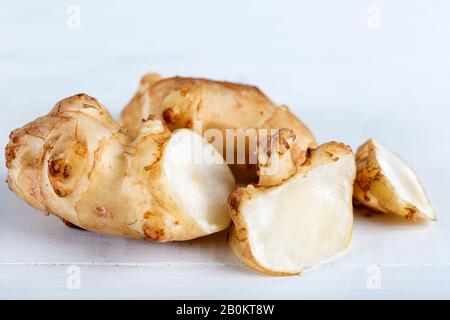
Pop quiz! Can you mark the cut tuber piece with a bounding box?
[228,136,356,276]
[120,72,317,183]
[353,139,436,221]
[5,94,235,241]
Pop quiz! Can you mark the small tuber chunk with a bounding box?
[353,139,436,221]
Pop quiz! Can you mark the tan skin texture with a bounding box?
[5,94,233,242]
[121,73,317,183]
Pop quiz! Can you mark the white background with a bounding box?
[0,0,449,299]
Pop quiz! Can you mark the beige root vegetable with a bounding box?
[120,73,317,182]
[353,139,436,221]
[228,131,356,276]
[5,94,235,241]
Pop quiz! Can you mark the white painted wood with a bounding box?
[0,0,449,299]
[2,264,450,299]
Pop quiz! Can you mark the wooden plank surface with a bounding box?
[0,0,449,299]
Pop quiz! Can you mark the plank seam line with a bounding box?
[0,262,449,267]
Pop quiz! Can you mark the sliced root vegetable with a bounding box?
[5,94,235,241]
[228,133,356,276]
[353,139,436,221]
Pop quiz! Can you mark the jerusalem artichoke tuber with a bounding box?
[5,94,235,241]
[353,139,436,221]
[120,73,317,183]
[228,132,356,276]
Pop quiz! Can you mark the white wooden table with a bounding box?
[1,0,449,299]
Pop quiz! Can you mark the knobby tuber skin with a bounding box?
[5,94,235,241]
[228,135,356,276]
[120,73,317,183]
[256,128,297,188]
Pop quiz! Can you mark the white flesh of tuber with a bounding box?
[228,133,356,276]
